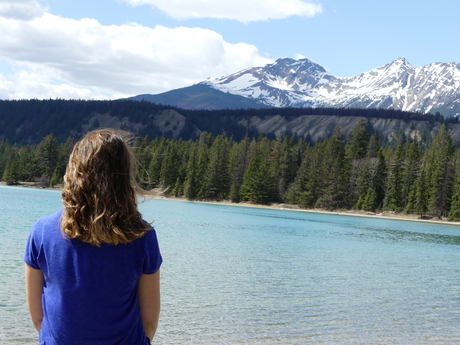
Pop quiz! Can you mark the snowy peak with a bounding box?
[362,57,413,79]
[257,58,333,93]
[263,57,328,78]
[209,57,330,88]
[343,58,413,90]
[385,57,413,71]
[203,57,460,116]
[205,58,335,107]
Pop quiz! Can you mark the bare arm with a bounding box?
[138,269,161,341]
[25,264,44,332]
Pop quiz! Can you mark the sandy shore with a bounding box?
[4,182,460,227]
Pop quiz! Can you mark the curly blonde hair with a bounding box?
[61,129,149,246]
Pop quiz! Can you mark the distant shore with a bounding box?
[3,182,460,227]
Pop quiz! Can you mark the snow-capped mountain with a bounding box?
[203,57,460,115]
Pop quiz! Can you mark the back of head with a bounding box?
[61,129,148,246]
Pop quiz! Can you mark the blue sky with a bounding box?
[0,0,458,100]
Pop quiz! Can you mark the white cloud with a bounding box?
[123,0,322,22]
[293,53,308,60]
[0,0,46,20]
[0,69,102,100]
[0,11,273,100]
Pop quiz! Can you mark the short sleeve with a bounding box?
[24,223,41,270]
[142,228,162,275]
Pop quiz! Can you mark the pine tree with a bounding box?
[287,145,323,208]
[2,157,20,185]
[315,127,349,210]
[352,157,372,209]
[424,125,455,218]
[36,133,59,185]
[50,135,75,186]
[355,143,387,211]
[405,162,428,217]
[148,153,162,188]
[20,145,40,182]
[195,132,214,198]
[171,177,182,197]
[171,139,188,197]
[199,135,231,200]
[367,134,380,158]
[373,149,387,210]
[239,142,274,205]
[0,141,10,178]
[183,143,199,200]
[402,139,421,206]
[305,146,324,207]
[147,137,168,189]
[383,143,405,211]
[49,168,60,187]
[346,120,371,206]
[270,136,299,202]
[362,188,378,212]
[159,142,180,194]
[448,163,460,221]
[229,137,251,202]
[346,118,370,160]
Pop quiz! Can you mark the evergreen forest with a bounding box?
[3,119,460,221]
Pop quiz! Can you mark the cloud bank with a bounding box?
[0,0,321,100]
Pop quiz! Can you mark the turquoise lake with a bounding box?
[0,185,459,344]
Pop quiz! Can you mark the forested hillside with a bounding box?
[2,120,460,221]
[0,99,456,145]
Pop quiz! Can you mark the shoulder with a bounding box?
[138,225,161,252]
[25,209,64,269]
[33,209,63,227]
[142,226,160,247]
[30,209,64,239]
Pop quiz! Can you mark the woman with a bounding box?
[24,129,162,344]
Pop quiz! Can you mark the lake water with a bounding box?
[0,185,459,344]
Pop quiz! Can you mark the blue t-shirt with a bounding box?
[24,209,162,345]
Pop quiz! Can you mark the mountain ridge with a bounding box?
[132,57,460,116]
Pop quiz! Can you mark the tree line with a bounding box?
[2,120,460,221]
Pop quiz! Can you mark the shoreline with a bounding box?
[4,182,460,227]
[149,194,460,227]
